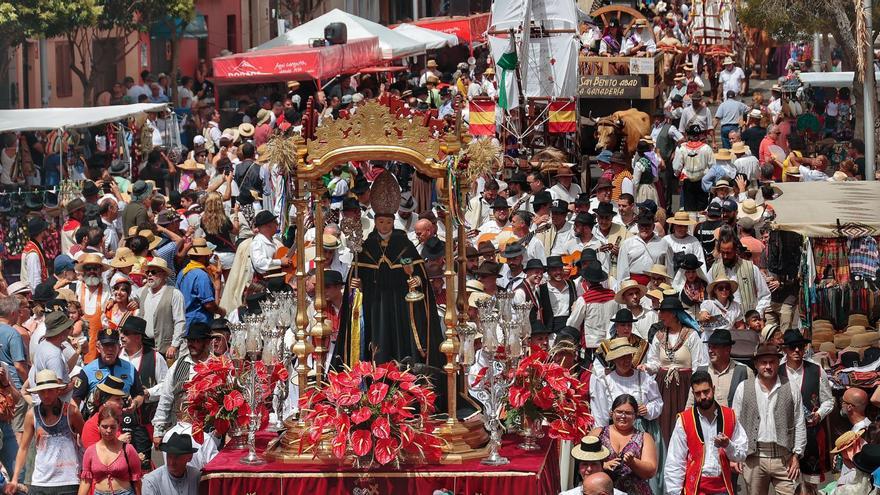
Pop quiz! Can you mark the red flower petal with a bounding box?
[367,382,390,405]
[223,390,245,411]
[213,417,230,436]
[351,406,373,425]
[371,415,391,439]
[350,429,372,457]
[331,430,347,459]
[354,361,374,377]
[374,437,400,465]
[508,385,531,408]
[533,387,555,410]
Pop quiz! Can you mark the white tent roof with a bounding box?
[769,181,880,238]
[256,9,426,60]
[0,103,168,133]
[392,23,459,50]
[797,71,880,88]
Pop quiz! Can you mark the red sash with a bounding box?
[681,405,737,495]
[22,241,48,281]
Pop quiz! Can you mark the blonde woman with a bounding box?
[201,192,239,275]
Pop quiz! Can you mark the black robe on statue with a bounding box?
[332,228,445,372]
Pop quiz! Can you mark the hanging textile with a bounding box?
[812,237,850,285]
[849,237,880,279]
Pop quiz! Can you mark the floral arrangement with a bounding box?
[505,346,594,440]
[183,356,289,439]
[298,361,443,467]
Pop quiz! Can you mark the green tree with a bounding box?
[740,0,879,153]
[143,0,195,107]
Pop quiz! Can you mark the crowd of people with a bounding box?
[0,4,877,495]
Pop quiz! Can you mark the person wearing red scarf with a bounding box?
[566,260,617,361]
[21,217,50,291]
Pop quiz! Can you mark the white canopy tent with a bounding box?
[0,103,167,133]
[769,181,880,238]
[256,9,426,60]
[798,71,880,89]
[392,23,460,50]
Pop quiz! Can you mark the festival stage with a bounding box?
[200,431,560,494]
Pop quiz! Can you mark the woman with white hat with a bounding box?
[698,275,744,339]
[102,273,136,334]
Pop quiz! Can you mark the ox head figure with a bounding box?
[594,117,624,152]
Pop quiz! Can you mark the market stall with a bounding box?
[769,181,880,331]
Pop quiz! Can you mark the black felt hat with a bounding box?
[184,322,212,340]
[158,432,199,455]
[120,316,147,336]
[609,309,636,324]
[706,329,735,346]
[579,261,607,283]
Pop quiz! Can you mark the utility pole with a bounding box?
[865,0,876,179]
[39,38,49,107]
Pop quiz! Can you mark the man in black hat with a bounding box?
[512,258,544,323]
[342,196,374,239]
[694,202,725,266]
[617,211,664,283]
[73,327,146,419]
[673,123,714,213]
[535,256,578,335]
[559,212,606,275]
[778,328,833,493]
[477,197,511,239]
[21,216,50,291]
[651,108,684,209]
[474,261,502,297]
[143,432,205,495]
[550,165,582,203]
[120,315,168,427]
[731,343,806,495]
[567,261,616,359]
[152,322,213,447]
[250,210,293,278]
[499,242,526,291]
[592,201,630,275]
[689,329,753,408]
[546,199,575,256]
[422,237,446,273]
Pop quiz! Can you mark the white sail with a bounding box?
[488,34,579,99]
[490,0,578,31]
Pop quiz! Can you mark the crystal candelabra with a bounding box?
[262,293,295,431]
[465,292,532,466]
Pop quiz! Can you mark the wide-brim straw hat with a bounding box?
[605,339,639,362]
[835,334,853,350]
[76,253,109,272]
[708,275,739,297]
[667,210,697,226]
[845,325,867,336]
[830,429,864,454]
[646,264,671,280]
[731,141,749,154]
[26,369,67,393]
[714,149,733,161]
[145,257,173,275]
[738,199,765,222]
[852,332,880,349]
[109,247,136,269]
[571,436,611,462]
[849,313,872,328]
[188,238,214,257]
[615,279,647,305]
[138,230,162,251]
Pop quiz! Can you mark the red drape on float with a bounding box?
[410,13,491,44]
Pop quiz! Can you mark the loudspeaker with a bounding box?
[324,22,347,45]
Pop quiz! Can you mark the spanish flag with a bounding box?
[548,100,576,134]
[469,100,496,136]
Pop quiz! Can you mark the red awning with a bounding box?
[410,13,490,44]
[212,37,381,85]
[359,66,408,73]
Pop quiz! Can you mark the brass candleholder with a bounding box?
[403,261,425,302]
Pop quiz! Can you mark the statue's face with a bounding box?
[375,216,394,235]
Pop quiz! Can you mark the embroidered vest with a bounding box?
[681,405,737,495]
[739,376,796,455]
[21,241,48,284]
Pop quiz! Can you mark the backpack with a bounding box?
[682,144,708,181]
[202,126,216,154]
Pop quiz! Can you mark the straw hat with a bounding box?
[647,288,663,301]
[633,18,648,27]
[96,375,129,397]
[188,238,214,257]
[845,325,867,336]
[708,275,739,297]
[109,247,136,269]
[615,279,647,305]
[713,149,733,161]
[674,73,686,82]
[465,280,485,294]
[571,436,611,462]
[722,56,734,65]
[760,323,781,343]
[818,341,837,354]
[427,59,438,68]
[738,199,765,222]
[813,319,834,328]
[76,253,109,272]
[830,430,864,454]
[468,291,491,308]
[26,369,67,393]
[145,257,173,275]
[138,229,162,251]
[852,332,880,348]
[849,314,871,328]
[605,337,638,361]
[178,159,204,171]
[484,67,495,76]
[731,141,749,155]
[667,210,697,226]
[238,123,255,138]
[835,334,852,350]
[646,264,671,280]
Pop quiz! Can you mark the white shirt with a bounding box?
[731,377,807,456]
[549,222,577,256]
[120,347,169,402]
[566,296,618,348]
[138,285,186,349]
[662,235,706,279]
[706,263,771,315]
[249,232,280,274]
[561,236,608,274]
[783,362,834,420]
[719,67,746,96]
[23,251,44,291]
[798,165,830,182]
[734,155,760,184]
[699,299,743,341]
[617,234,665,281]
[622,29,657,55]
[664,407,748,495]
[549,182,582,203]
[591,369,663,427]
[545,282,573,317]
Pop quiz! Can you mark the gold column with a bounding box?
[310,181,329,385]
[291,178,313,427]
[438,175,459,427]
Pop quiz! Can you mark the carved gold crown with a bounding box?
[305,101,440,166]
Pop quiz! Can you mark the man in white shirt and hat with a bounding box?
[549,165,582,203]
[622,19,657,56]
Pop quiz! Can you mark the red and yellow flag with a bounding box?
[469,100,496,136]
[548,100,576,134]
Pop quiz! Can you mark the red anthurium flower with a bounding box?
[371,415,391,439]
[337,389,363,407]
[350,429,373,457]
[367,382,390,405]
[374,437,400,465]
[532,386,555,410]
[213,417,230,436]
[351,406,373,425]
[354,361,374,377]
[331,430,347,459]
[508,385,531,408]
[223,390,245,412]
[548,418,574,440]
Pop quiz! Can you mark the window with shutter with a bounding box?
[55,42,73,98]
